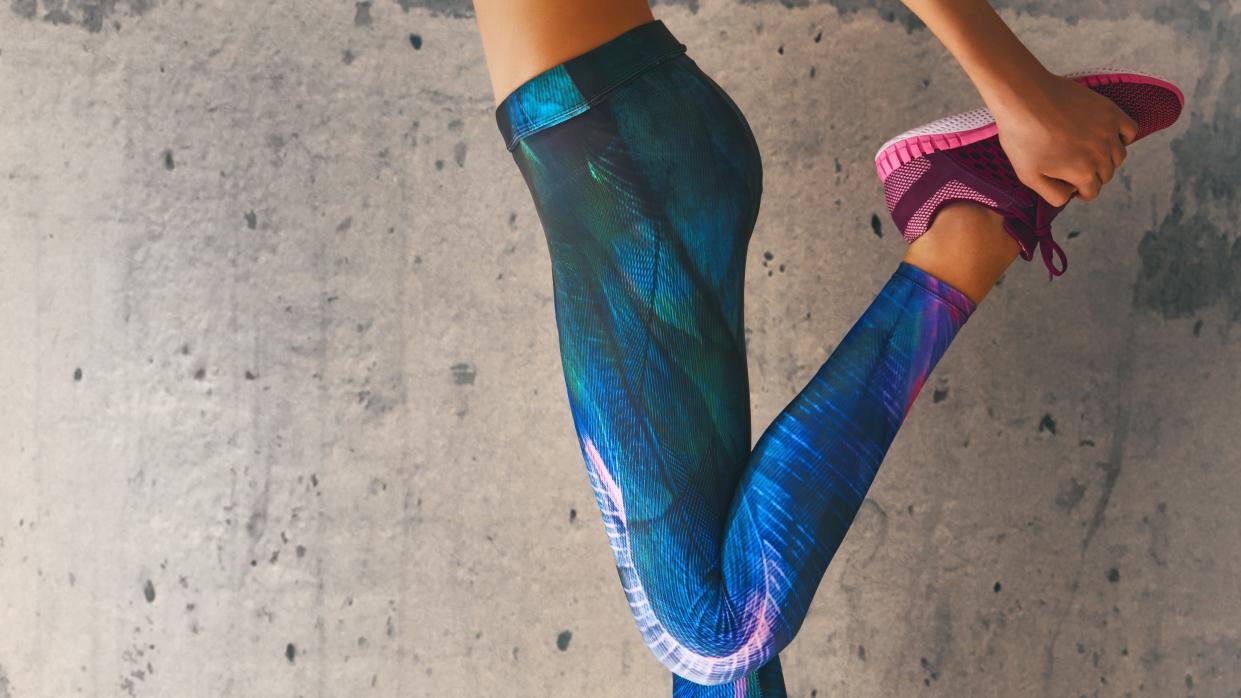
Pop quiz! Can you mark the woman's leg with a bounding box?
[497,21,1014,696]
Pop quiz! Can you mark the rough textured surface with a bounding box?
[1,1,1238,696]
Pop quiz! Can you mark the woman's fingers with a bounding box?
[1028,172,1077,207]
[1075,171,1103,202]
[1047,155,1103,202]
[1096,144,1117,185]
[1110,136,1127,168]
[1058,135,1119,203]
[1096,111,1136,190]
[1118,111,1140,145]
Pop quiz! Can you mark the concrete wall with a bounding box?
[1,1,1238,696]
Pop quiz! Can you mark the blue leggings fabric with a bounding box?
[496,20,978,696]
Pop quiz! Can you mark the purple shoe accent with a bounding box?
[886,144,1071,279]
[938,141,1074,278]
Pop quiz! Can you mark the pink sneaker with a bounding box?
[875,68,1185,279]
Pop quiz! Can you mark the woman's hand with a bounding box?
[989,71,1140,206]
[898,0,1141,206]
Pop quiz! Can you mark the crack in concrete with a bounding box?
[1041,316,1136,689]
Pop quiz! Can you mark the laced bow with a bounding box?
[1007,197,1069,280]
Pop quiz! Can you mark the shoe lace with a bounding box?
[1032,198,1068,280]
[1007,197,1068,280]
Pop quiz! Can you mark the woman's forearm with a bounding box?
[899,0,1054,114]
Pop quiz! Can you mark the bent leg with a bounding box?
[501,20,1002,696]
[650,262,976,693]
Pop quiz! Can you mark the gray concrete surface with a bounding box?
[1,1,1238,696]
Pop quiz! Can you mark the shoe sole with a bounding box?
[873,67,1186,182]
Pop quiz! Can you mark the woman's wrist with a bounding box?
[968,53,1058,122]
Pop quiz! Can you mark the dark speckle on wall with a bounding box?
[1038,414,1056,434]
[246,507,267,542]
[285,643,296,663]
[73,367,82,381]
[451,362,475,385]
[1106,567,1120,583]
[163,150,175,170]
[354,1,371,27]
[143,579,156,603]
[1054,477,1086,511]
[870,213,882,237]
[555,630,572,651]
[920,655,940,685]
[409,33,422,49]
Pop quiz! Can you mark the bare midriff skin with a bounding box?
[473,0,1139,304]
[474,0,655,107]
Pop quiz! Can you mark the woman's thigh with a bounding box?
[510,52,765,649]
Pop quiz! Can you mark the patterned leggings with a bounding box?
[496,20,978,697]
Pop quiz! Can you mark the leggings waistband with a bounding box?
[494,19,688,151]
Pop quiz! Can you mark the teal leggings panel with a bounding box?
[500,23,977,696]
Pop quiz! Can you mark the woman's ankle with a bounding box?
[901,202,1020,304]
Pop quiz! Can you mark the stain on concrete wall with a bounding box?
[1134,9,1241,321]
[9,0,158,32]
